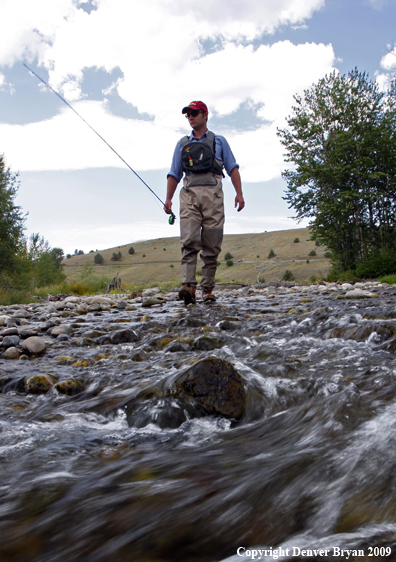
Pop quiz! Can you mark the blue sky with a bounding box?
[1,0,395,254]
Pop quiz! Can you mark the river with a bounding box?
[1,282,396,561]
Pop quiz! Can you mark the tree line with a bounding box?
[0,155,65,297]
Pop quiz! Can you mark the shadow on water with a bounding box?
[1,285,396,561]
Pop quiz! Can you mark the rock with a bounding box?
[21,336,46,355]
[2,335,20,348]
[142,288,161,297]
[116,300,128,309]
[0,315,11,326]
[142,296,164,307]
[12,309,31,319]
[110,329,139,344]
[170,358,246,419]
[345,289,378,299]
[4,347,20,360]
[50,325,73,337]
[18,329,37,338]
[64,296,80,304]
[26,374,57,394]
[57,334,70,342]
[85,296,115,306]
[192,335,222,351]
[87,304,102,312]
[1,327,19,336]
[55,378,84,395]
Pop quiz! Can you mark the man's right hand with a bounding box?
[164,198,173,214]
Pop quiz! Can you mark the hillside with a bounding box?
[63,227,331,286]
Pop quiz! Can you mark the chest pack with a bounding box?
[180,131,224,176]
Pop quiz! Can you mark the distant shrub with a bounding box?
[111,251,122,262]
[294,237,300,243]
[315,239,320,246]
[268,249,276,258]
[89,250,94,253]
[306,259,310,263]
[355,252,396,278]
[94,253,104,264]
[226,259,234,267]
[142,254,146,257]
[258,275,266,283]
[283,270,295,281]
[324,251,331,258]
[308,250,317,256]
[66,254,71,259]
[224,252,233,260]
[170,264,174,268]
[163,248,166,251]
[217,260,221,266]
[310,275,317,283]
[257,255,260,258]
[128,247,135,255]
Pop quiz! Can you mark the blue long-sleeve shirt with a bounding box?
[167,131,239,183]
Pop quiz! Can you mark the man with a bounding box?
[164,101,245,305]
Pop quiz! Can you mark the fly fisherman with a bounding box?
[164,101,245,304]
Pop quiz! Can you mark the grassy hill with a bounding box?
[63,228,331,286]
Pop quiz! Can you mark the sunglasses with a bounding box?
[185,110,201,118]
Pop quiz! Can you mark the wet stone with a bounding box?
[110,329,139,344]
[26,374,57,394]
[170,357,246,419]
[21,336,46,355]
[4,347,20,360]
[2,335,20,348]
[1,327,19,336]
[55,378,84,395]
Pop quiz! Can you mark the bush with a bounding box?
[308,250,317,256]
[324,252,332,258]
[306,259,310,263]
[128,247,135,255]
[257,275,266,283]
[355,253,396,279]
[268,249,276,258]
[94,253,104,264]
[310,275,317,283]
[294,237,300,243]
[282,270,295,281]
[315,239,320,246]
[226,259,233,267]
[111,251,122,262]
[224,252,233,260]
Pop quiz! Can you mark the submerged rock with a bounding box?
[55,378,84,395]
[26,374,57,394]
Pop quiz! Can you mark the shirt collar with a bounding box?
[189,130,208,141]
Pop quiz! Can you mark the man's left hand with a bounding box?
[235,194,245,212]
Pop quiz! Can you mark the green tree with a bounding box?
[128,247,135,255]
[111,251,122,261]
[268,249,276,258]
[94,253,104,264]
[0,155,26,275]
[224,252,233,260]
[278,69,396,272]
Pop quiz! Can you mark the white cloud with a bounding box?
[1,0,335,183]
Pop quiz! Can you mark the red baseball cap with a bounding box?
[182,101,208,114]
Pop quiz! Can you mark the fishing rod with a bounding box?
[23,63,176,225]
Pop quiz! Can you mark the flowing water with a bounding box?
[1,284,396,562]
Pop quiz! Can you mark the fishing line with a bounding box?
[23,63,176,225]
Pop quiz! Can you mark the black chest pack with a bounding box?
[180,131,224,175]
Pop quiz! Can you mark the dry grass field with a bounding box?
[63,227,332,287]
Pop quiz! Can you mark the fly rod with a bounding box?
[23,63,176,225]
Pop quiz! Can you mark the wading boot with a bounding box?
[179,285,196,305]
[203,289,216,303]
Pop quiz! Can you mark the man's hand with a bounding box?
[164,198,173,214]
[235,193,245,212]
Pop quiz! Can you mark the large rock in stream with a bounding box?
[125,358,246,428]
